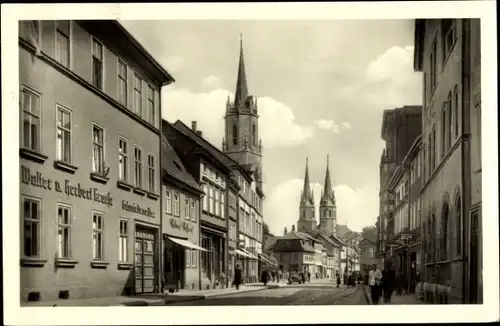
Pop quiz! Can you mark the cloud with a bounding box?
[163,56,185,72]
[161,86,314,149]
[201,75,221,88]
[365,46,415,84]
[341,121,352,130]
[312,119,352,133]
[265,178,378,236]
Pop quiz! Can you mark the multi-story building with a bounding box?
[359,238,377,271]
[162,120,232,290]
[413,18,482,303]
[337,225,362,274]
[222,38,265,283]
[160,136,205,292]
[19,20,174,303]
[376,106,422,263]
[272,226,318,276]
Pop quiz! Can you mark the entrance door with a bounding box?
[469,209,480,303]
[135,235,156,294]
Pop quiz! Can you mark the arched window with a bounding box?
[232,124,238,145]
[453,85,459,138]
[447,92,453,149]
[441,202,449,261]
[456,194,462,255]
[252,124,256,146]
[441,102,447,156]
[431,213,437,262]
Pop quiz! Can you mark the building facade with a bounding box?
[19,20,174,303]
[376,106,422,264]
[160,136,205,293]
[359,238,377,271]
[413,18,482,303]
[272,228,318,276]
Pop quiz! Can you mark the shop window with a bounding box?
[23,196,41,258]
[92,212,104,261]
[57,204,72,259]
[91,37,103,90]
[56,106,72,164]
[119,219,129,262]
[56,21,70,68]
[21,87,41,153]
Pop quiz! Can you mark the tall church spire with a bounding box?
[234,33,249,109]
[321,154,335,202]
[301,157,314,203]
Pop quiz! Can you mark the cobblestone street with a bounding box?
[167,283,367,306]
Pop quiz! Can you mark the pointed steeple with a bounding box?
[234,33,249,109]
[321,154,335,203]
[301,157,314,204]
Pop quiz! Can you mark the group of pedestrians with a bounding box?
[368,261,397,304]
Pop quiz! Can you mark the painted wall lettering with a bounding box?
[20,165,113,207]
[169,218,194,234]
[122,200,155,218]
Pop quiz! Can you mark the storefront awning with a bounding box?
[259,254,277,266]
[241,248,259,260]
[166,236,209,252]
[235,249,252,258]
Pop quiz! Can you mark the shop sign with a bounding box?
[122,200,155,218]
[136,231,155,240]
[21,165,113,207]
[169,218,194,234]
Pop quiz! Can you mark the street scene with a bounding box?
[8,4,488,317]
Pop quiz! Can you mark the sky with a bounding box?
[121,19,422,235]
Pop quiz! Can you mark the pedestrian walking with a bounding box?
[261,268,269,286]
[369,264,383,304]
[308,271,311,283]
[234,264,242,290]
[382,261,396,303]
[336,272,341,288]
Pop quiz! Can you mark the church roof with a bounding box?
[234,35,249,110]
[321,154,336,204]
[301,157,314,204]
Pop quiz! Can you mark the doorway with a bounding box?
[135,228,157,294]
[469,209,481,304]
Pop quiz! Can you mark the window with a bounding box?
[92,124,104,174]
[118,138,128,182]
[57,205,72,259]
[147,85,155,125]
[118,60,127,106]
[430,40,437,92]
[134,146,142,188]
[214,188,220,216]
[453,85,459,138]
[147,154,155,192]
[455,195,462,255]
[21,20,41,46]
[232,124,238,145]
[441,103,447,157]
[91,37,103,90]
[55,21,70,68]
[23,197,41,258]
[56,106,71,163]
[185,249,191,268]
[417,152,421,178]
[92,212,104,261]
[164,189,172,213]
[184,198,190,220]
[208,186,214,214]
[220,190,225,219]
[21,87,41,152]
[431,128,436,171]
[202,184,208,211]
[133,74,142,116]
[191,200,197,222]
[119,219,128,262]
[441,19,455,64]
[447,92,452,150]
[173,192,180,216]
[441,203,449,261]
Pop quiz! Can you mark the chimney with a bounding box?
[191,121,197,131]
[284,227,288,235]
[196,130,203,137]
[292,225,296,232]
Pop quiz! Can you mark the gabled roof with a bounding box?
[161,135,202,195]
[282,231,317,242]
[272,238,315,253]
[336,224,352,239]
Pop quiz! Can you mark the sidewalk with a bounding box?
[23,283,279,307]
[363,285,423,305]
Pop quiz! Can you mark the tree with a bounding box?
[263,222,271,238]
[361,225,377,243]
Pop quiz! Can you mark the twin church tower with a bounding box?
[298,156,338,236]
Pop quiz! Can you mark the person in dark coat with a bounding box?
[261,268,269,285]
[336,272,341,288]
[234,264,242,290]
[382,261,396,303]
